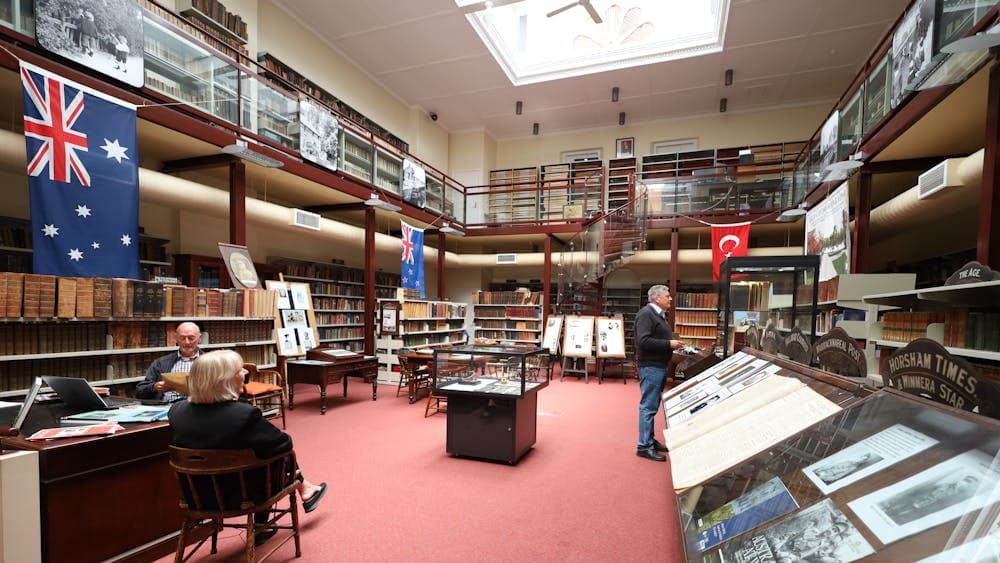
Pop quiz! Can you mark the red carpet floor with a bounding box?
[160,373,685,562]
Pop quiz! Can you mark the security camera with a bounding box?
[429,112,438,121]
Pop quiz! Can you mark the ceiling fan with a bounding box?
[547,0,603,24]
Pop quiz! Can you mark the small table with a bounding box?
[286,355,378,414]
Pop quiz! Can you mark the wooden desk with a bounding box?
[1,404,181,563]
[287,355,378,414]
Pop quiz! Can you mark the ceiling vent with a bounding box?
[290,208,321,231]
[496,253,517,265]
[918,158,963,199]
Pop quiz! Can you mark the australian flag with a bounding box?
[400,220,425,298]
[21,62,140,279]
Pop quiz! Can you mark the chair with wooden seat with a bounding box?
[425,384,447,417]
[169,446,302,562]
[241,363,286,429]
[396,353,431,403]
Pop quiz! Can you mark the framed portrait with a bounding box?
[616,137,635,158]
[218,243,260,290]
[380,300,400,336]
[596,316,626,358]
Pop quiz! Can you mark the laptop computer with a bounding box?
[6,377,44,432]
[42,376,138,411]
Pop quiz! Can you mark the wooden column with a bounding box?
[228,160,246,245]
[669,228,679,322]
[852,169,872,273]
[438,232,446,298]
[977,56,1000,269]
[364,207,375,356]
[543,237,552,327]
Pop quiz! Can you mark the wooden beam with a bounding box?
[364,207,376,356]
[229,161,246,245]
[438,232,446,298]
[160,154,238,174]
[852,170,872,273]
[978,55,1000,268]
[304,202,368,213]
[543,237,552,329]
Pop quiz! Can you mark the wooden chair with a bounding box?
[169,446,302,562]
[242,363,286,429]
[425,385,447,417]
[397,353,431,403]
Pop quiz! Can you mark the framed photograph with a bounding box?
[289,283,311,310]
[596,316,626,358]
[402,159,427,208]
[615,137,635,158]
[276,327,299,356]
[299,98,339,171]
[562,316,595,358]
[541,316,563,354]
[272,282,291,310]
[380,300,400,336]
[35,0,144,88]
[218,243,260,290]
[280,308,309,329]
[296,327,317,351]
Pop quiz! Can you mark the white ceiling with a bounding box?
[272,0,911,139]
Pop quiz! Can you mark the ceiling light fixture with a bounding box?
[719,98,727,113]
[776,203,809,222]
[724,69,733,86]
[532,122,539,135]
[439,222,466,237]
[941,28,1000,53]
[515,100,523,115]
[825,151,865,173]
[618,112,625,126]
[363,191,402,212]
[612,86,619,102]
[221,140,283,168]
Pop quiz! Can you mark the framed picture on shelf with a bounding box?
[380,300,400,336]
[616,137,635,158]
[218,243,260,289]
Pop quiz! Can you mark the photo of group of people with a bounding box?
[35,0,144,87]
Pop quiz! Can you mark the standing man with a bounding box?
[634,285,685,461]
[136,321,203,402]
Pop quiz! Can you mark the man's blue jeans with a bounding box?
[637,365,667,450]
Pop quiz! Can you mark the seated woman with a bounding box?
[169,349,327,546]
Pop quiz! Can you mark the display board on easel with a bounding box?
[562,316,595,358]
[266,279,319,357]
[541,315,564,354]
[596,316,626,358]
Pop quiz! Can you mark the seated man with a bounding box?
[136,321,202,402]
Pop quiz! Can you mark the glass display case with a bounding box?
[677,389,1000,562]
[718,256,820,358]
[241,74,299,150]
[0,0,33,35]
[433,345,549,464]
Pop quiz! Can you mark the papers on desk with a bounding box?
[62,405,171,424]
[319,349,360,358]
[27,423,124,441]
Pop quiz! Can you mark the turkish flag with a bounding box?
[712,222,751,281]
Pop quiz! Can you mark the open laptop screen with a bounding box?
[12,377,43,432]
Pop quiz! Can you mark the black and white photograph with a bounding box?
[289,283,311,310]
[562,316,594,358]
[541,315,563,354]
[296,327,317,351]
[273,282,291,310]
[299,98,339,171]
[35,0,144,88]
[891,0,935,108]
[804,424,937,494]
[402,158,427,208]
[719,498,874,563]
[819,111,839,170]
[596,317,625,358]
[277,327,299,356]
[849,449,1000,544]
[281,308,309,329]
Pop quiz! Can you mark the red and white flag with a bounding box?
[711,222,751,281]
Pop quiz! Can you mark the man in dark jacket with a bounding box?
[634,284,685,461]
[136,321,202,402]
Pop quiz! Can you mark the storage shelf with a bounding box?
[872,339,1000,362]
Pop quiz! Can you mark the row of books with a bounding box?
[942,309,1000,352]
[401,302,466,319]
[314,312,363,325]
[0,221,30,248]
[0,357,108,392]
[880,311,948,343]
[0,273,277,320]
[472,290,543,305]
[110,320,273,350]
[677,325,716,338]
[306,281,364,297]
[675,310,716,325]
[675,292,718,309]
[476,330,536,341]
[317,327,365,341]
[188,0,248,39]
[313,297,364,311]
[474,306,541,319]
[477,320,537,330]
[0,323,107,356]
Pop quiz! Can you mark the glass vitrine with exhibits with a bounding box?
[431,344,549,399]
[676,389,1000,562]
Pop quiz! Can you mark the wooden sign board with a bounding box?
[596,316,626,358]
[744,324,761,350]
[267,280,319,358]
[541,315,563,354]
[784,325,811,364]
[562,316,595,358]
[883,338,1000,417]
[812,327,866,377]
[761,323,781,355]
[945,260,999,285]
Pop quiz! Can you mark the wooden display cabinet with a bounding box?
[173,253,282,289]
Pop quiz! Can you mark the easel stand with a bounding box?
[561,356,589,383]
[598,358,630,385]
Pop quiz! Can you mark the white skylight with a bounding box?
[458,0,729,85]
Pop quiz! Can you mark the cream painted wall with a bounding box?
[495,103,830,169]
[448,130,496,185]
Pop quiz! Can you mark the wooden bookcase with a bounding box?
[271,258,399,353]
[569,160,603,217]
[487,167,538,224]
[174,254,282,289]
[539,163,571,220]
[607,157,636,211]
[674,291,719,350]
[472,290,543,346]
[375,293,468,382]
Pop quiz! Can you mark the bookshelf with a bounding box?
[271,258,399,353]
[539,163,571,220]
[375,149,402,194]
[175,0,248,45]
[243,75,299,151]
[472,290,543,345]
[340,128,374,183]
[863,279,1000,384]
[174,254,283,290]
[607,157,636,211]
[569,160,603,217]
[487,167,538,224]
[602,286,642,370]
[375,293,468,382]
[674,291,719,350]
